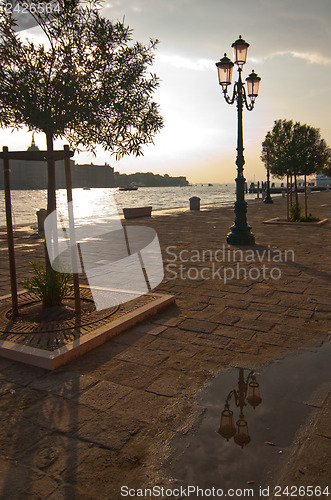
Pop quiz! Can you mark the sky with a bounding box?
[1,0,331,183]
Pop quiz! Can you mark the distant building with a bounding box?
[316,173,331,187]
[0,136,114,189]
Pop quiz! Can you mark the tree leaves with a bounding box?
[0,0,164,157]
[261,119,331,178]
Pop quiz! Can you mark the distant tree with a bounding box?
[321,159,331,178]
[0,0,163,305]
[261,119,331,220]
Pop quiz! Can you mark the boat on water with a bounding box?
[118,186,138,191]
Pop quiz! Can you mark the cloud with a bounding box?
[288,51,331,65]
[156,48,331,74]
[249,51,331,66]
[156,53,215,71]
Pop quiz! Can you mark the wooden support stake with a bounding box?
[64,145,81,315]
[286,175,290,222]
[304,175,308,218]
[3,147,18,317]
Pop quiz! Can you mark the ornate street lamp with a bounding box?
[216,36,261,245]
[263,131,273,204]
[218,368,262,448]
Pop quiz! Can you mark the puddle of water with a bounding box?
[169,340,331,494]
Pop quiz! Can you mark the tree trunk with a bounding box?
[294,174,300,221]
[290,174,293,208]
[44,132,62,307]
[304,175,307,218]
[294,174,299,210]
[286,175,289,222]
[46,133,56,215]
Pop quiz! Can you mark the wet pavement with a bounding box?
[168,339,331,495]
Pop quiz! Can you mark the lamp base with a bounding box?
[263,195,273,204]
[227,225,255,246]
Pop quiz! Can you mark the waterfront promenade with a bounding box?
[0,191,330,498]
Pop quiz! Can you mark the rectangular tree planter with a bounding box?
[263,218,329,226]
[0,291,175,370]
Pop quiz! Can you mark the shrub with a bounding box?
[20,261,73,308]
[290,203,302,222]
[298,215,320,222]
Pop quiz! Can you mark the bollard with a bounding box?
[189,196,200,211]
[36,209,47,236]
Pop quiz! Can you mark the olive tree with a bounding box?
[0,0,163,305]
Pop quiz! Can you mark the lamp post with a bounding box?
[216,36,261,245]
[263,131,273,204]
[218,368,262,448]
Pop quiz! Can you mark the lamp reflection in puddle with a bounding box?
[218,368,262,448]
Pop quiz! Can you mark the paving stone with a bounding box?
[272,283,308,294]
[74,380,132,410]
[103,360,163,389]
[0,456,59,499]
[227,340,260,355]
[75,408,142,450]
[0,414,50,458]
[187,304,226,320]
[285,307,314,319]
[22,394,96,433]
[128,334,158,349]
[220,284,251,294]
[19,432,92,477]
[60,445,128,498]
[111,389,171,424]
[197,289,226,299]
[304,286,331,297]
[112,328,150,346]
[0,358,14,371]
[145,324,168,336]
[152,315,185,327]
[157,397,205,433]
[213,325,256,341]
[178,318,218,333]
[255,332,287,346]
[0,374,18,396]
[0,386,48,416]
[250,302,288,314]
[251,295,280,305]
[195,333,232,347]
[144,336,185,353]
[114,347,169,367]
[29,371,99,398]
[258,311,294,324]
[195,346,233,365]
[146,369,204,397]
[237,318,275,333]
[209,309,242,325]
[1,364,48,386]
[278,296,317,310]
[161,327,200,343]
[308,295,331,307]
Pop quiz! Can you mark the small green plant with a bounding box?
[289,203,302,222]
[298,215,320,222]
[20,261,73,308]
[289,205,320,222]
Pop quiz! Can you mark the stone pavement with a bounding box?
[0,191,330,498]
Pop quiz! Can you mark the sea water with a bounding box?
[0,185,258,227]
